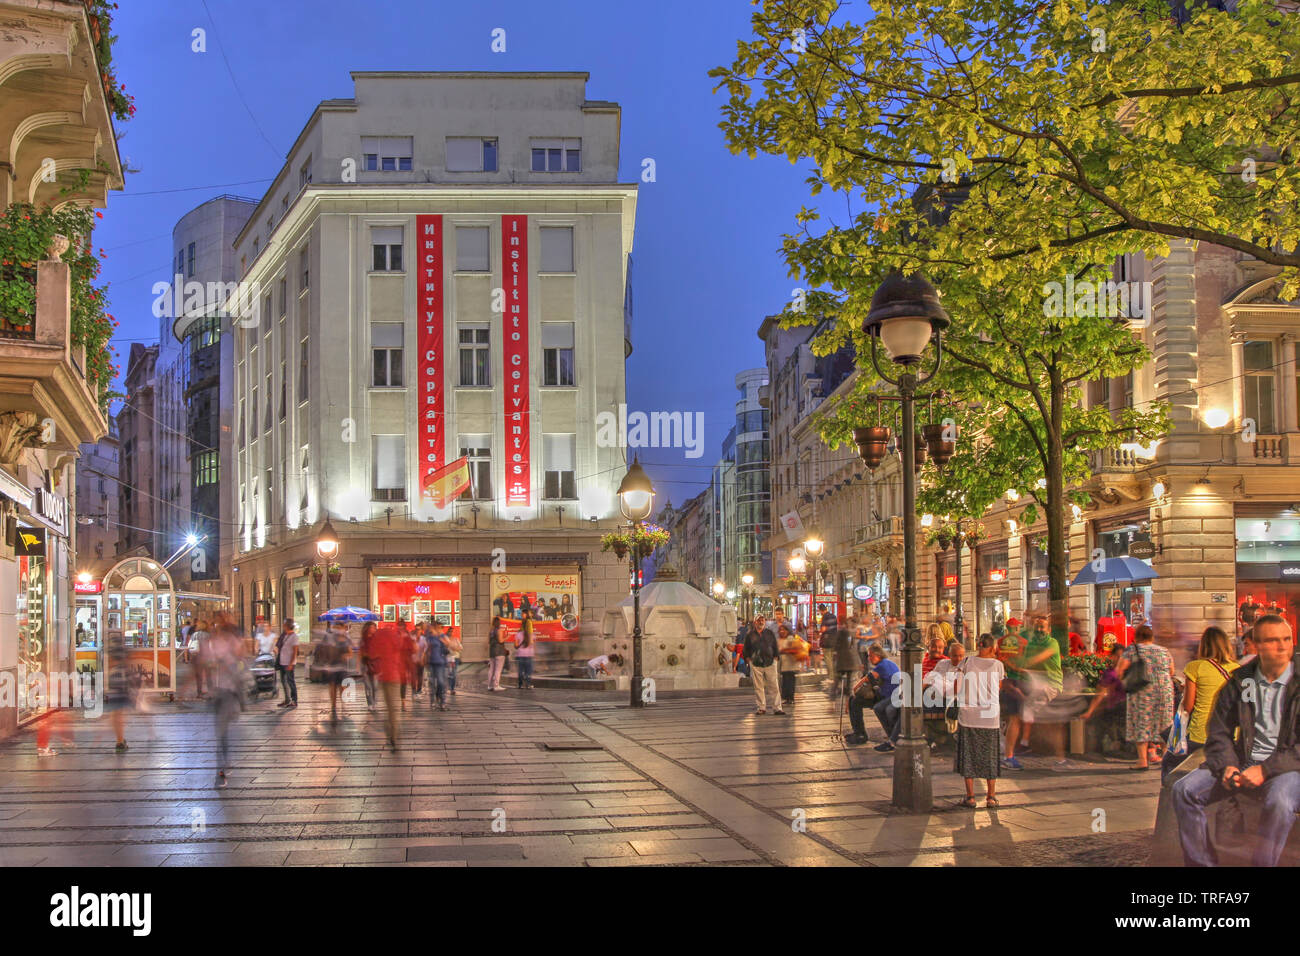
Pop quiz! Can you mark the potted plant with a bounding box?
[327,563,342,585]
[600,523,670,561]
[310,564,323,583]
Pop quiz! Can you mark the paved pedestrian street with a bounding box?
[0,680,1161,867]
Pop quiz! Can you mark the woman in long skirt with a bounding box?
[955,634,1006,808]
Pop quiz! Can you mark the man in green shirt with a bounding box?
[1002,620,1063,769]
[997,618,1026,683]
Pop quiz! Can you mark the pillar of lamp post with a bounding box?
[862,271,949,815]
[741,572,754,622]
[617,458,655,709]
[316,518,340,616]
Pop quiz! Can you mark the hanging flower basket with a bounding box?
[327,563,342,585]
[310,564,323,583]
[601,522,670,559]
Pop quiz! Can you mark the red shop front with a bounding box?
[373,575,461,637]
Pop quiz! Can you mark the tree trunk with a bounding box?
[1046,371,1070,654]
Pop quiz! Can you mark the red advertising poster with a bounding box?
[502,214,530,506]
[375,579,460,633]
[490,573,580,641]
[417,215,445,497]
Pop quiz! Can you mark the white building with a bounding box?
[228,71,637,661]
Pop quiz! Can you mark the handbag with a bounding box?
[1121,647,1150,694]
[1166,708,1189,757]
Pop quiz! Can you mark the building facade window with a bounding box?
[454,226,490,272]
[362,136,413,171]
[194,450,219,487]
[186,242,195,277]
[543,433,576,500]
[279,361,287,419]
[299,247,309,293]
[542,322,575,386]
[298,337,309,402]
[539,226,574,273]
[299,156,312,189]
[1243,339,1277,434]
[370,226,403,271]
[278,277,287,316]
[372,434,406,501]
[445,137,498,172]
[530,138,581,172]
[263,371,272,431]
[458,325,490,386]
[371,323,404,387]
[459,435,492,500]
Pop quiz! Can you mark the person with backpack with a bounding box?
[743,614,784,716]
[276,619,299,709]
[515,609,537,689]
[425,621,451,711]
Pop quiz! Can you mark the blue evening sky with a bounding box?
[98,0,821,505]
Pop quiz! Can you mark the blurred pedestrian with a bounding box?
[443,627,463,697]
[191,618,211,700]
[1118,624,1176,770]
[411,626,427,698]
[359,621,378,711]
[208,612,247,788]
[829,625,857,698]
[323,622,351,722]
[487,616,509,691]
[1001,616,1062,769]
[426,620,450,710]
[956,634,1005,808]
[515,610,536,689]
[399,625,417,709]
[776,623,803,708]
[103,630,133,752]
[370,623,404,751]
[276,619,299,709]
[1166,625,1239,779]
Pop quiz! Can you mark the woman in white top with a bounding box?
[955,634,1006,808]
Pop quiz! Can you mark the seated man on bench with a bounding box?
[1172,614,1300,867]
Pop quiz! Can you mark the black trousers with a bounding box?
[279,664,297,703]
[779,670,796,703]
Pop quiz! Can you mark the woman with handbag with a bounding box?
[955,634,1005,808]
[1116,624,1176,770]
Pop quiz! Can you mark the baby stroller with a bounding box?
[248,651,278,700]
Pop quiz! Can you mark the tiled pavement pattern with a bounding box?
[0,679,1159,866]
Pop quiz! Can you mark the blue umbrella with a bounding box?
[1069,556,1159,587]
[318,606,379,623]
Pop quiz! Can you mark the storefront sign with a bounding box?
[31,488,67,536]
[943,574,958,588]
[74,580,102,594]
[1281,562,1300,579]
[989,569,1007,583]
[416,214,445,500]
[491,572,579,641]
[502,214,531,506]
[852,585,873,600]
[1128,540,1157,560]
[13,524,45,557]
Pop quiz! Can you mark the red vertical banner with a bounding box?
[502,214,530,506]
[417,215,444,499]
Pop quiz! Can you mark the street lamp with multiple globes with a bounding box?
[862,271,950,814]
[712,580,726,603]
[616,457,655,708]
[315,518,340,615]
[741,572,755,620]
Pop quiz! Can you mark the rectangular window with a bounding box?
[193,450,219,487]
[264,372,272,431]
[1244,339,1277,434]
[446,137,498,172]
[539,227,574,273]
[250,387,258,438]
[530,138,580,172]
[543,433,576,500]
[279,361,287,420]
[542,322,575,386]
[455,226,490,272]
[263,293,273,331]
[278,277,287,316]
[186,242,196,278]
[372,323,404,387]
[372,434,406,501]
[370,226,403,272]
[458,325,491,386]
[299,157,312,189]
[459,434,492,500]
[298,338,308,402]
[299,445,310,511]
[238,397,246,446]
[299,248,309,293]
[362,137,413,172]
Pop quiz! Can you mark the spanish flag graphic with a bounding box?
[422,456,472,508]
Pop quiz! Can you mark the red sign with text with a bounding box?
[502,215,530,506]
[417,215,444,496]
[943,574,958,588]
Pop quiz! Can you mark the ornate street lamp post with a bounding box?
[316,518,340,615]
[741,572,755,621]
[617,458,655,708]
[862,272,949,814]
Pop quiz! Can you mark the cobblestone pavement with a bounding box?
[0,676,1159,866]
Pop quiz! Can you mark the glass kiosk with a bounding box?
[102,557,177,699]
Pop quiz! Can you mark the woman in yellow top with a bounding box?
[1181,625,1239,756]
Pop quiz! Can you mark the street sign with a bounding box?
[853,585,873,600]
[1128,541,1156,560]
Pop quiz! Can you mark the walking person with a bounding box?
[370,622,405,751]
[444,627,463,697]
[426,621,450,711]
[743,614,784,715]
[276,620,299,709]
[411,626,427,698]
[323,622,351,722]
[191,618,211,700]
[208,613,246,789]
[1001,617,1062,769]
[359,621,378,712]
[399,625,417,710]
[1171,615,1300,867]
[515,610,536,689]
[102,630,133,752]
[955,634,1005,808]
[486,616,509,691]
[1118,624,1176,770]
[776,623,804,709]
